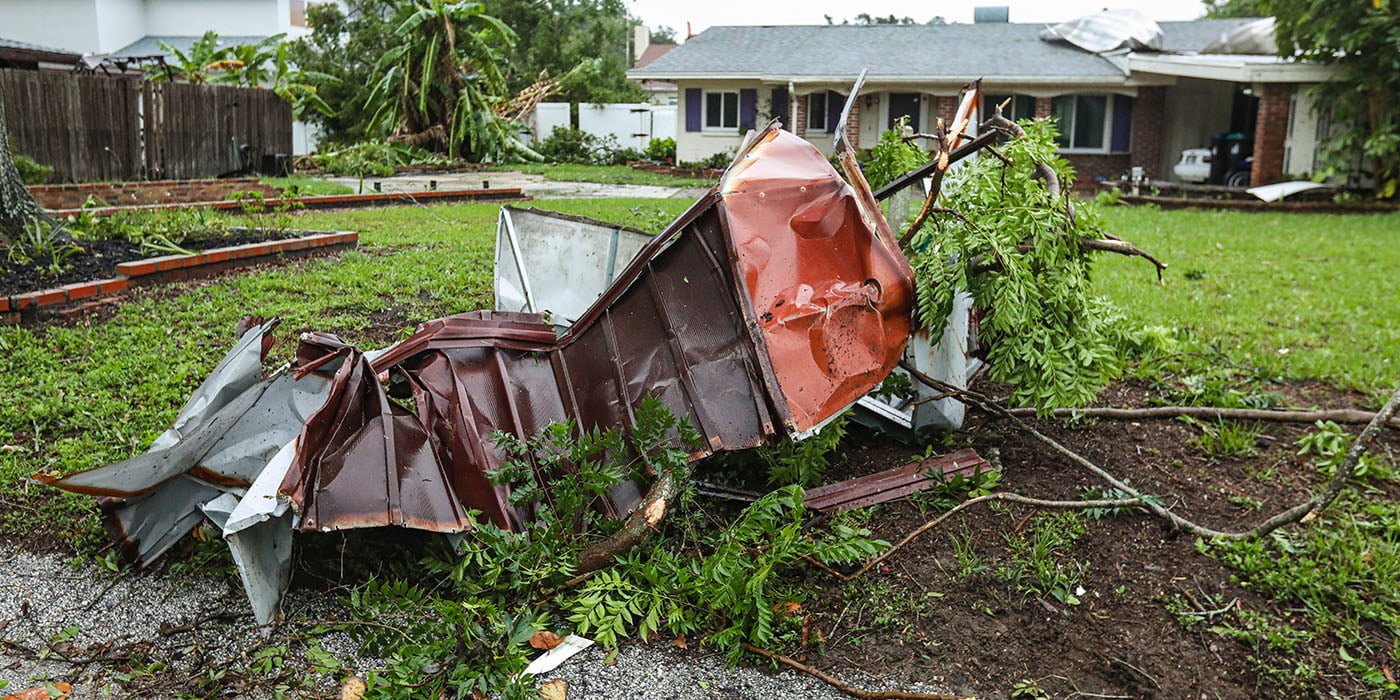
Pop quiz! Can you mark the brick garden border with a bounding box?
[51,187,526,218]
[2,230,358,326]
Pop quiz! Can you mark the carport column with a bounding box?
[1251,83,1291,187]
[1130,87,1166,178]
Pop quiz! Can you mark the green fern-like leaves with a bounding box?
[906,118,1136,410]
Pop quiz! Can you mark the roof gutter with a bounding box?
[629,72,1143,87]
[1125,53,1339,83]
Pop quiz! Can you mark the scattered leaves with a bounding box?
[339,676,366,700]
[529,630,564,651]
[539,679,568,700]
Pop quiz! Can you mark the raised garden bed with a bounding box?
[628,162,724,179]
[29,178,281,210]
[51,186,526,217]
[1,228,357,326]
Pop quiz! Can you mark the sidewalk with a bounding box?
[326,171,710,200]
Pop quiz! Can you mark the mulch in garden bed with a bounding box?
[0,229,301,297]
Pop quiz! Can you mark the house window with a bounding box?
[290,0,307,27]
[807,92,828,131]
[704,91,739,130]
[983,94,1035,122]
[1051,95,1112,151]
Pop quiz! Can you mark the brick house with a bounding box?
[626,17,1339,187]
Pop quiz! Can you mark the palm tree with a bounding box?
[366,0,535,161]
[150,31,230,84]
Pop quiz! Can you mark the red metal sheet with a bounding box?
[720,129,915,433]
[802,448,991,513]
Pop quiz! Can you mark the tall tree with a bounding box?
[287,0,402,144]
[484,0,644,103]
[366,0,530,161]
[1262,0,1399,198]
[1200,0,1267,17]
[0,93,52,242]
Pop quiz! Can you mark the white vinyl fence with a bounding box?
[530,102,676,150]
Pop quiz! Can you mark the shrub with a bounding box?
[536,126,595,164]
[644,137,676,163]
[14,154,53,185]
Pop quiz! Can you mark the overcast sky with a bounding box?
[628,0,1213,39]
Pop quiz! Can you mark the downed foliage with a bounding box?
[897,118,1145,410]
[345,399,887,695]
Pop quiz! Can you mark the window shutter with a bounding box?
[826,90,842,133]
[685,88,701,132]
[739,89,757,131]
[771,87,789,128]
[1111,96,1133,152]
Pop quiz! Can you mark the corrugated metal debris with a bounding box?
[38,110,992,623]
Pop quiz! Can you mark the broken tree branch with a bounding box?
[741,642,973,700]
[1079,238,1168,281]
[576,466,681,574]
[1002,404,1400,429]
[839,493,1145,581]
[897,360,1400,541]
[969,236,1167,277]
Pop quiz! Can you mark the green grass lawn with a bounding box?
[483,162,714,188]
[1095,207,1400,395]
[260,175,356,197]
[0,201,1395,545]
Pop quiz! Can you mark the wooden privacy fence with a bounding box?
[0,70,291,182]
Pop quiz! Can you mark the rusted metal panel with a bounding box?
[41,116,927,622]
[722,129,915,435]
[802,448,991,513]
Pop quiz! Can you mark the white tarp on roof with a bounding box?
[1039,9,1164,53]
[1202,17,1277,55]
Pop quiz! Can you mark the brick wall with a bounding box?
[795,95,808,138]
[29,178,281,210]
[1034,97,1053,118]
[1130,87,1166,179]
[933,96,959,130]
[845,96,861,148]
[1252,83,1291,187]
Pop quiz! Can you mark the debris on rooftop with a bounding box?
[1039,9,1164,53]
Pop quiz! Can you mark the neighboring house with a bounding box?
[0,0,313,56]
[633,41,678,106]
[0,36,81,71]
[627,16,1339,187]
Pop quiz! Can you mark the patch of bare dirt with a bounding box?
[793,381,1399,699]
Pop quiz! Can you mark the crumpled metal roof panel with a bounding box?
[722,129,915,433]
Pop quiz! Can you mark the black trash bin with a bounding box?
[259,154,292,177]
[1208,132,1253,187]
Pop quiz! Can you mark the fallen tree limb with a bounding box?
[576,467,681,574]
[1079,238,1167,281]
[970,236,1167,278]
[897,360,1400,541]
[841,493,1144,581]
[1003,404,1400,429]
[741,643,973,700]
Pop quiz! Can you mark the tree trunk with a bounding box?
[0,90,53,240]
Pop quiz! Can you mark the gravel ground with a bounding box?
[0,544,957,699]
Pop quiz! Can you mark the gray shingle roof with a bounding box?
[629,19,1261,81]
[112,35,272,58]
[0,36,81,57]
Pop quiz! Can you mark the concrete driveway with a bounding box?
[327,171,710,200]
